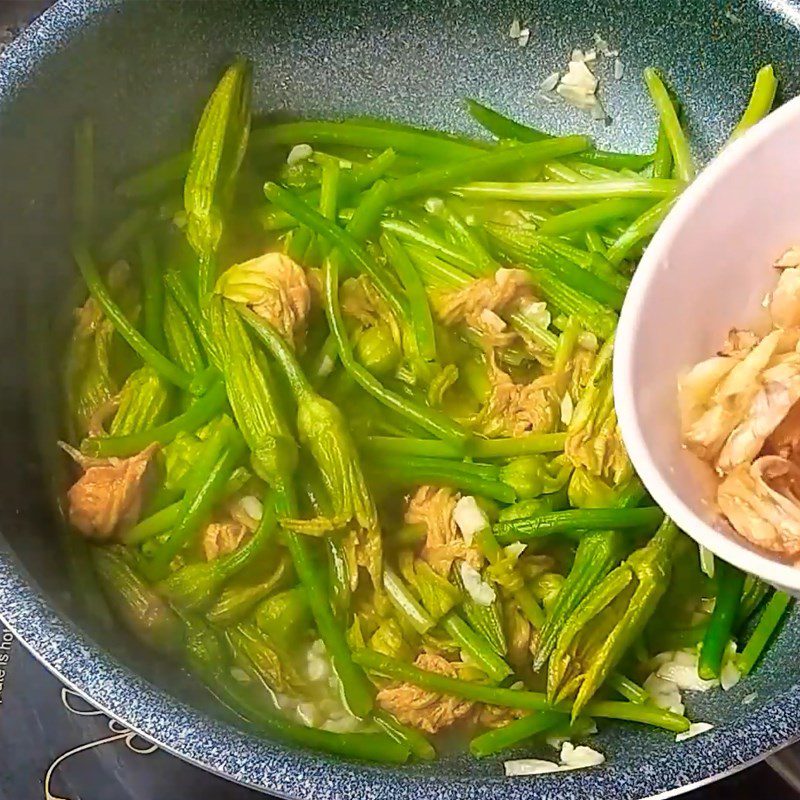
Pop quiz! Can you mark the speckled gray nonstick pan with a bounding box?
[1,1,799,797]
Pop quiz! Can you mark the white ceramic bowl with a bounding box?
[614,95,800,594]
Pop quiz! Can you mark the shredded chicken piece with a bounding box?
[376,653,474,733]
[775,246,800,270]
[718,328,760,357]
[717,355,800,471]
[65,443,158,540]
[202,520,249,561]
[718,456,800,558]
[478,357,559,438]
[436,268,533,345]
[681,329,786,463]
[764,399,800,463]
[219,252,311,348]
[770,267,800,329]
[405,486,481,575]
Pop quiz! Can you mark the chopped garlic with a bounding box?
[239,495,264,521]
[652,649,718,692]
[504,541,527,559]
[743,692,757,705]
[676,722,714,742]
[287,143,313,165]
[614,58,624,80]
[578,331,598,351]
[505,742,605,776]
[540,72,561,93]
[720,660,741,691]
[460,561,496,606]
[520,299,551,329]
[561,392,575,425]
[644,673,685,716]
[479,308,508,333]
[509,18,521,38]
[505,758,562,776]
[518,28,530,47]
[560,742,605,769]
[230,667,251,683]
[453,495,488,543]
[560,60,598,91]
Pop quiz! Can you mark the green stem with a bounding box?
[144,426,246,579]
[383,566,435,634]
[73,243,192,390]
[251,119,484,160]
[643,68,695,182]
[652,124,673,179]
[360,433,567,459]
[607,672,648,704]
[139,235,166,352]
[98,207,153,263]
[373,709,436,761]
[605,196,677,265]
[442,612,512,682]
[469,711,565,758]
[538,198,648,236]
[380,232,438,362]
[729,64,777,142]
[387,137,591,201]
[494,507,664,544]
[698,561,745,680]
[737,591,791,676]
[475,525,545,629]
[465,99,652,170]
[116,152,191,199]
[457,177,680,202]
[81,381,227,457]
[368,456,515,503]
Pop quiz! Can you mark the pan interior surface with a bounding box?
[1,1,799,798]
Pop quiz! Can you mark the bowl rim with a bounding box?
[3,2,800,799]
[614,91,800,594]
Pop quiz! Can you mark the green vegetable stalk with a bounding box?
[729,64,777,142]
[81,380,227,458]
[255,587,312,650]
[184,58,253,293]
[163,292,206,375]
[698,561,745,680]
[206,551,293,626]
[547,519,680,718]
[236,305,383,590]
[92,545,183,655]
[207,297,298,492]
[142,417,247,579]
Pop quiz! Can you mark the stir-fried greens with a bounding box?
[58,60,790,767]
